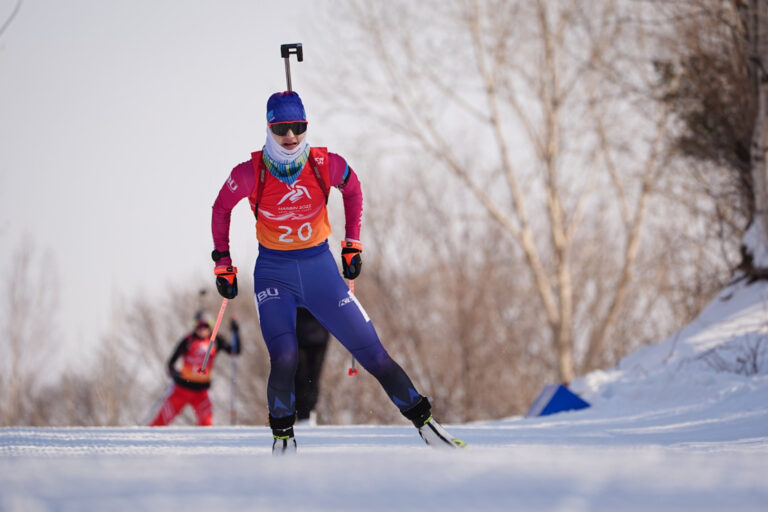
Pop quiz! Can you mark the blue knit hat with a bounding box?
[266,91,307,124]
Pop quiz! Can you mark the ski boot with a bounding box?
[403,397,467,449]
[270,414,297,456]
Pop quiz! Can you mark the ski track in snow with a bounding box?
[1,416,766,512]
[1,282,768,511]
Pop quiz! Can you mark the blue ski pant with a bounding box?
[252,242,422,419]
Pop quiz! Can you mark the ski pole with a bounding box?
[280,43,303,91]
[347,279,358,377]
[198,297,229,374]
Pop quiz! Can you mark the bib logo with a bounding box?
[256,287,280,305]
[278,183,311,205]
[314,157,324,165]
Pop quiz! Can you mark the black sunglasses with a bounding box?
[269,122,308,136]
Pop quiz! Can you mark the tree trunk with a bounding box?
[743,0,768,271]
[755,0,768,259]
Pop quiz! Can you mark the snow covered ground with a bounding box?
[2,282,767,511]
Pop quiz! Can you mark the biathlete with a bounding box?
[149,315,240,426]
[210,90,465,453]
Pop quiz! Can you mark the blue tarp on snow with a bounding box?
[525,384,590,417]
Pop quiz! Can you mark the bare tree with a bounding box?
[740,0,768,274]
[655,0,768,279]
[7,1,754,425]
[30,277,273,427]
[311,0,704,390]
[0,240,59,426]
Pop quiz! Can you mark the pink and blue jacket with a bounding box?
[211,150,363,265]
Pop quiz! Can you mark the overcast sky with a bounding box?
[0,1,351,367]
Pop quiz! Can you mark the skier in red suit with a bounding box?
[149,316,240,426]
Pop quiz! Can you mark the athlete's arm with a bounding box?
[167,338,187,379]
[329,152,362,242]
[214,335,239,355]
[211,161,256,266]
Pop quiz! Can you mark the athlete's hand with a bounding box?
[341,240,363,279]
[215,266,238,299]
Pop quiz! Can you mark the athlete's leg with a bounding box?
[299,249,423,411]
[149,385,187,426]
[191,390,213,426]
[253,281,300,420]
[295,341,328,420]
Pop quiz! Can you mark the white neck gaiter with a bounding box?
[263,127,310,164]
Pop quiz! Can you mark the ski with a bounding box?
[418,416,468,449]
[272,435,297,455]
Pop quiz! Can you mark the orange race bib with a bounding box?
[180,337,216,383]
[249,149,332,250]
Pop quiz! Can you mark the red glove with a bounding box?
[341,240,362,279]
[215,265,238,299]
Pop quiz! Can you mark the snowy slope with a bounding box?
[1,283,767,512]
[572,280,768,431]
